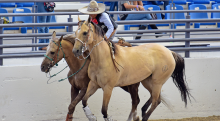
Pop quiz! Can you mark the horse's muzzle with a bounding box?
[41,64,50,73]
[72,48,82,57]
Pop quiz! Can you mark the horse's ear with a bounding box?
[52,31,56,40]
[59,35,63,42]
[88,23,93,31]
[85,17,91,25]
[78,15,81,22]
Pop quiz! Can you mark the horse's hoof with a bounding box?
[134,116,140,121]
[104,115,117,121]
[88,116,97,121]
[65,113,73,121]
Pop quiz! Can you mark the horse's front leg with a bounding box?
[102,85,115,121]
[66,86,79,121]
[82,81,99,121]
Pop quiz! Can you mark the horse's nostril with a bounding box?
[41,66,44,70]
[76,50,79,53]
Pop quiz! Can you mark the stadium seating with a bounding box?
[0,8,19,31]
[0,8,9,20]
[142,1,164,6]
[216,0,220,3]
[0,3,17,7]
[166,4,186,28]
[16,2,34,7]
[144,5,169,27]
[169,0,187,5]
[192,0,211,4]
[189,4,215,28]
[12,7,32,33]
[211,4,220,27]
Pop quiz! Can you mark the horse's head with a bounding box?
[41,31,64,73]
[72,17,95,57]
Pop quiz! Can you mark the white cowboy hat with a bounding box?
[78,0,106,14]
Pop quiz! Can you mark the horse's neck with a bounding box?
[62,40,82,71]
[88,37,112,65]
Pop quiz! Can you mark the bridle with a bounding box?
[44,41,65,67]
[44,40,88,84]
[75,23,104,60]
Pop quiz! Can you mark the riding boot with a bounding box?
[149,24,165,38]
[135,25,147,40]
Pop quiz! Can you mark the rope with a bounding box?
[47,58,88,84]
[58,58,88,82]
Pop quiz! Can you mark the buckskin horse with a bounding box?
[41,31,141,121]
[72,18,192,121]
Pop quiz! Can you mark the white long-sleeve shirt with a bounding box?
[98,13,114,38]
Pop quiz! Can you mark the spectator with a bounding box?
[132,1,143,11]
[109,2,118,17]
[36,2,53,50]
[119,1,164,39]
[147,1,165,19]
[148,0,170,10]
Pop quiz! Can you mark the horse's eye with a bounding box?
[83,32,87,36]
[51,52,55,55]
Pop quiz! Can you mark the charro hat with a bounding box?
[78,0,105,14]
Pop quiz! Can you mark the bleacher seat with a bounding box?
[169,0,187,5]
[16,2,34,7]
[165,5,186,29]
[0,8,19,31]
[144,5,169,27]
[189,4,215,28]
[191,0,211,4]
[166,4,186,28]
[12,7,32,33]
[0,3,16,7]
[117,15,139,30]
[211,4,220,27]
[142,1,164,5]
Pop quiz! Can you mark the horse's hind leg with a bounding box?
[142,84,162,121]
[66,86,79,121]
[140,77,153,117]
[127,83,140,121]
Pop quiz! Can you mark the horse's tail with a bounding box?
[171,51,192,107]
[160,92,174,112]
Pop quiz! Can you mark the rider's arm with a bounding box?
[99,13,114,39]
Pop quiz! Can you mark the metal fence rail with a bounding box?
[1,0,220,66]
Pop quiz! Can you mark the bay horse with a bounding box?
[40,31,140,121]
[72,18,192,121]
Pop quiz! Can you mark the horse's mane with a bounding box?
[90,21,118,55]
[63,34,76,45]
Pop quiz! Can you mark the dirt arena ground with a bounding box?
[149,116,220,121]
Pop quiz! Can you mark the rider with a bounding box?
[78,0,118,41]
